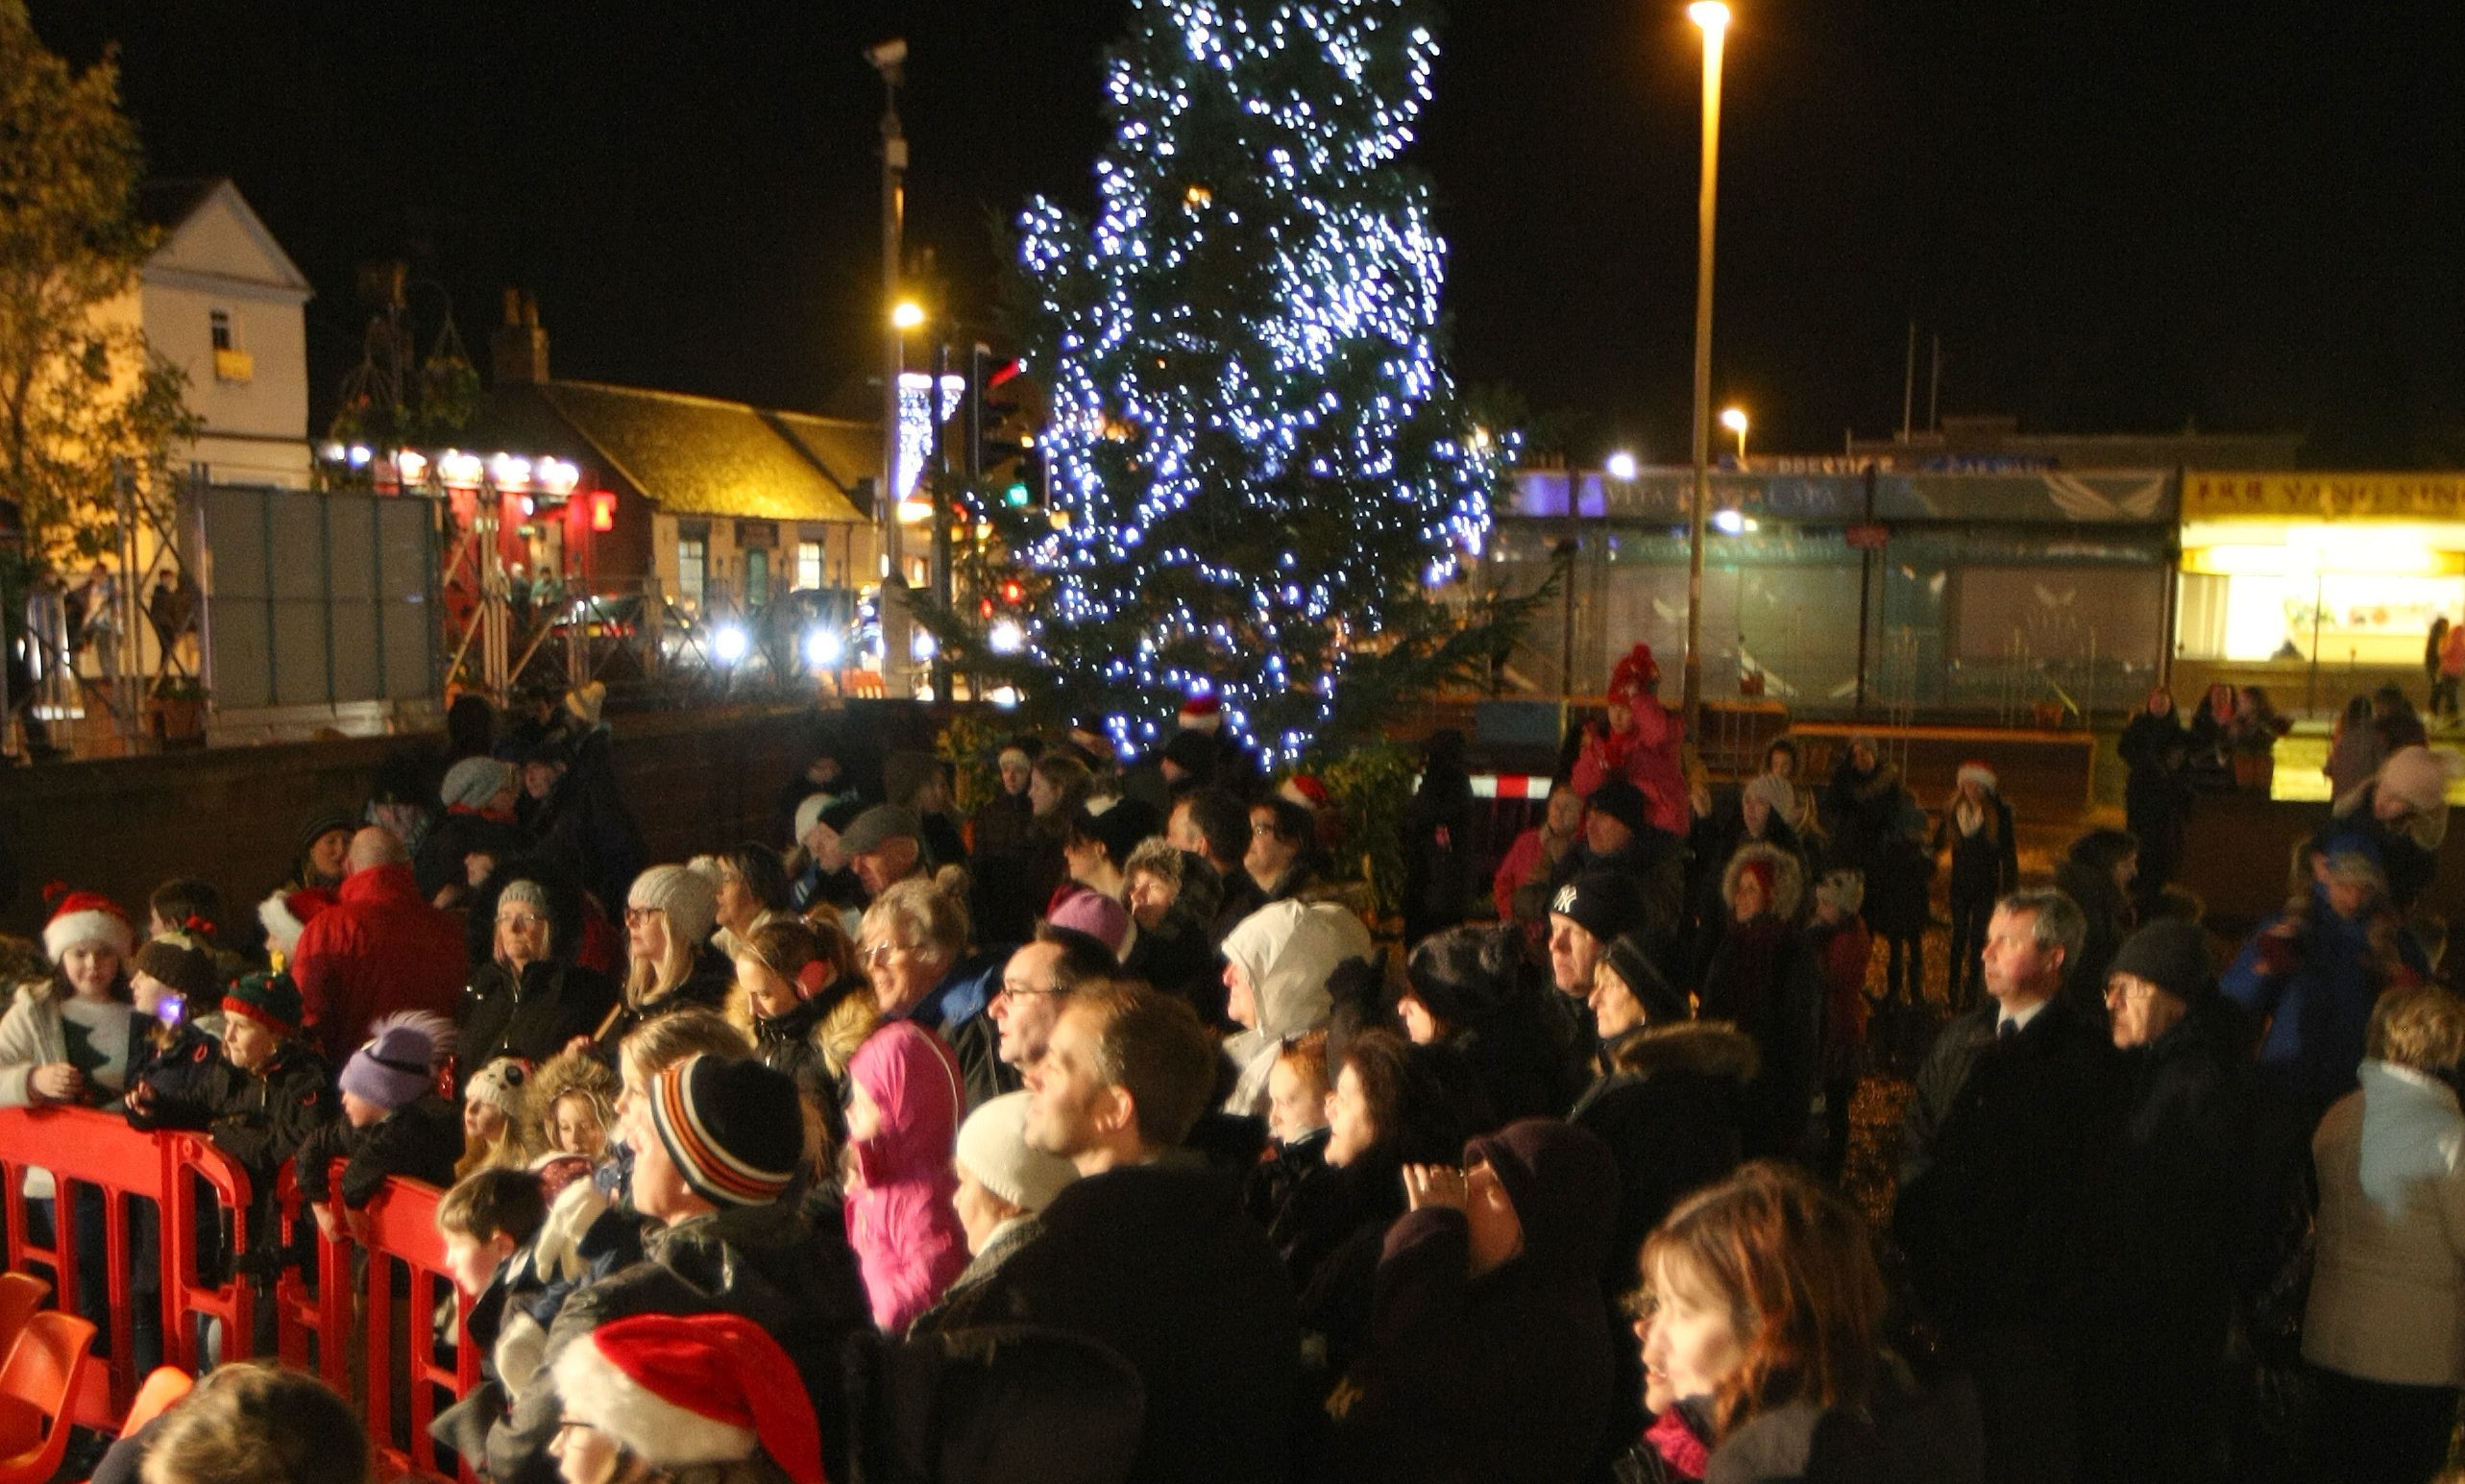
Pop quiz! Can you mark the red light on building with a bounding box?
[589,491,616,532]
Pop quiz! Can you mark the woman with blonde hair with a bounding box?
[2303,982,2465,1484]
[594,866,732,1053]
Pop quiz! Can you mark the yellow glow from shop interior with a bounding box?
[2184,523,2462,578]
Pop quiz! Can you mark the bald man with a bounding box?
[288,827,468,1059]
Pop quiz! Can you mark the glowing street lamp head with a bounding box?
[1720,406,1748,434]
[891,300,926,330]
[1605,450,1640,481]
[1689,2,1731,33]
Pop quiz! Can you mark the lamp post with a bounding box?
[1681,1,1729,735]
[868,38,913,693]
[1721,405,1748,465]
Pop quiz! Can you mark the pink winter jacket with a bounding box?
[844,1020,970,1332]
[1570,701,1692,837]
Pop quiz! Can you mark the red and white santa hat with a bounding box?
[1280,774,1331,812]
[41,885,134,964]
[1955,760,1997,793]
[550,1312,823,1484]
[256,887,337,959]
[1177,693,1223,734]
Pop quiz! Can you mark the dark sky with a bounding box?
[29,0,2465,466]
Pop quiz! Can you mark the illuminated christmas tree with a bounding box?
[1011,0,1507,765]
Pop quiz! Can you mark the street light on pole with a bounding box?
[1681,1,1728,736]
[868,37,914,693]
[1721,405,1748,464]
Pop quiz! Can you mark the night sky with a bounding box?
[28,1,2465,467]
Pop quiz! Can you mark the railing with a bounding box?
[0,1109,476,1479]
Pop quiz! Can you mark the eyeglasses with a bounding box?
[996,981,1064,1001]
[496,912,547,930]
[864,941,910,967]
[623,907,663,926]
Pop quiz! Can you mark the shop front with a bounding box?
[2173,473,2465,711]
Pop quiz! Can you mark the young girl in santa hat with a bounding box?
[0,886,145,1111]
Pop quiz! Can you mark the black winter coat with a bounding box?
[1934,794,2016,906]
[414,809,528,903]
[1697,919,1824,1161]
[2067,1004,2254,1483]
[488,1199,872,1484]
[960,1160,1301,1484]
[293,1095,462,1209]
[129,1038,335,1182]
[1572,1023,1755,1295]
[1894,999,2111,1334]
[457,960,617,1088]
[1329,1198,1617,1484]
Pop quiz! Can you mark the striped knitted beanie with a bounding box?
[647,1055,801,1207]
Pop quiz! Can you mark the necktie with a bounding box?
[1997,1016,2017,1041]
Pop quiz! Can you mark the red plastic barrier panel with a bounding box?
[272,1165,477,1484]
[0,1107,254,1429]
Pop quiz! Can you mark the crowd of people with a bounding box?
[12,652,2465,1484]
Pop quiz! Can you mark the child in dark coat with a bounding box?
[294,1010,462,1238]
[1329,1118,1621,1484]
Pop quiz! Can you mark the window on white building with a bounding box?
[797,541,824,592]
[209,309,233,352]
[745,548,770,608]
[677,536,707,610]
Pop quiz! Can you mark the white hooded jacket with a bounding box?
[1217,900,1374,1116]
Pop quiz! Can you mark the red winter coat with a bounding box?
[289,863,468,1062]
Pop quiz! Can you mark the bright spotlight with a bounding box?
[712,624,750,665]
[803,629,845,669]
[1605,450,1640,481]
[988,620,1025,654]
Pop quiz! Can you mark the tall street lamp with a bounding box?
[1681,1,1729,734]
[1721,405,1748,464]
[868,37,914,692]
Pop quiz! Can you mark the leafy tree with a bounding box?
[0,0,197,566]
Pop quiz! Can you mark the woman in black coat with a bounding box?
[458,856,617,1089]
[1697,845,1825,1163]
[2119,688,2193,912]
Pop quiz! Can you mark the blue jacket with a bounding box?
[2222,887,2428,1110]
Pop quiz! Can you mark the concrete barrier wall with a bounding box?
[0,704,883,942]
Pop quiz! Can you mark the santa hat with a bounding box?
[1176,693,1223,734]
[1956,761,1997,793]
[1607,644,1660,702]
[550,1312,822,1484]
[1279,774,1331,813]
[256,887,336,960]
[41,886,134,964]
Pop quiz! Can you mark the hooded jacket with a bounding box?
[1698,846,1822,1161]
[1220,901,1374,1116]
[127,1037,334,1180]
[845,1021,971,1333]
[1330,1119,1621,1484]
[290,862,468,1064]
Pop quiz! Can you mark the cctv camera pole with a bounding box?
[872,38,915,695]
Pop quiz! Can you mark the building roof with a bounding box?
[495,380,872,524]
[137,177,313,297]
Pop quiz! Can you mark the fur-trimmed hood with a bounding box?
[525,1045,620,1138]
[1721,841,1805,921]
[1607,1019,1762,1084]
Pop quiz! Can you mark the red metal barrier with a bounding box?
[271,1164,477,1483]
[0,1107,253,1428]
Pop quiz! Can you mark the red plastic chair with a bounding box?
[117,1364,190,1438]
[0,1277,48,1370]
[0,1309,97,1484]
